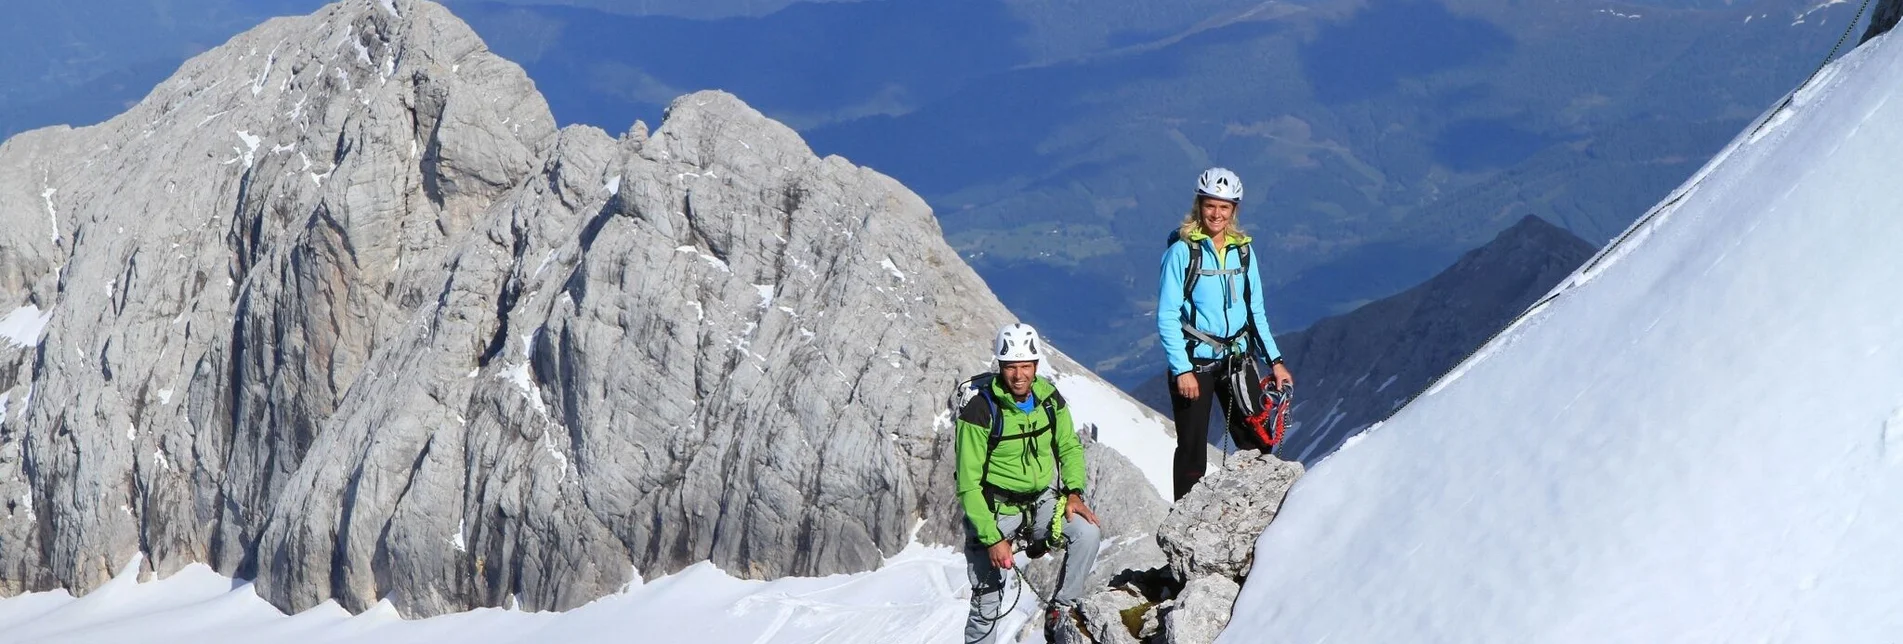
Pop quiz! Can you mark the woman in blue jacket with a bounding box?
[1157,167,1295,500]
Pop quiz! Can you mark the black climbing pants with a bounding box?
[1169,359,1269,500]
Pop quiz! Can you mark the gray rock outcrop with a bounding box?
[1078,587,1147,644]
[0,0,1170,617]
[1157,451,1302,583]
[1158,575,1240,644]
[1078,449,1299,643]
[1066,450,1300,643]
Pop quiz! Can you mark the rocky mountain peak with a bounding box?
[0,0,1167,617]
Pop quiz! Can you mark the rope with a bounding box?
[970,508,1066,642]
[970,566,1026,642]
[1751,0,1877,137]
[970,552,1068,642]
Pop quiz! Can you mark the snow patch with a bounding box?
[502,363,546,416]
[250,46,278,96]
[451,520,467,552]
[604,174,621,196]
[502,332,548,416]
[753,284,774,309]
[0,305,53,348]
[541,436,568,474]
[674,245,729,272]
[1050,372,1173,500]
[40,184,58,242]
[880,257,907,282]
[232,131,263,168]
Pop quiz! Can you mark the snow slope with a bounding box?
[1223,32,1903,643]
[0,546,982,644]
[1054,371,1176,499]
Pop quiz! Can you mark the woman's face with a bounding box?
[1199,197,1236,236]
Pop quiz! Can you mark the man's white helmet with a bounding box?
[994,323,1045,363]
[1196,167,1243,203]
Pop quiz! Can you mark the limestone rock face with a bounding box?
[0,0,1169,616]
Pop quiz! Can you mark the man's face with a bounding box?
[999,361,1037,398]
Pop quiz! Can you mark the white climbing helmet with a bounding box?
[993,323,1045,363]
[1195,167,1243,203]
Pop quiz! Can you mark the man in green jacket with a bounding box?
[957,323,1101,644]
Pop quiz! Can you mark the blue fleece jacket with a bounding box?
[1157,232,1282,376]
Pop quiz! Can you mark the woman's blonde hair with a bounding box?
[1177,196,1246,243]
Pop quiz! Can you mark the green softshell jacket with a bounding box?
[954,375,1087,546]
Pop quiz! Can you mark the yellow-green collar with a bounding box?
[1186,230,1250,246]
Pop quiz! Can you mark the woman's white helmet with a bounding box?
[994,323,1045,363]
[1196,167,1244,203]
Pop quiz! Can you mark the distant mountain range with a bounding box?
[1273,215,1596,463]
[0,0,1867,394]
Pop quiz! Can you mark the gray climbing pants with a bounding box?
[962,489,1102,644]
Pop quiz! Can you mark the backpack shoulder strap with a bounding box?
[1237,241,1268,359]
[1182,239,1203,336]
[1182,239,1203,302]
[1041,396,1063,483]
